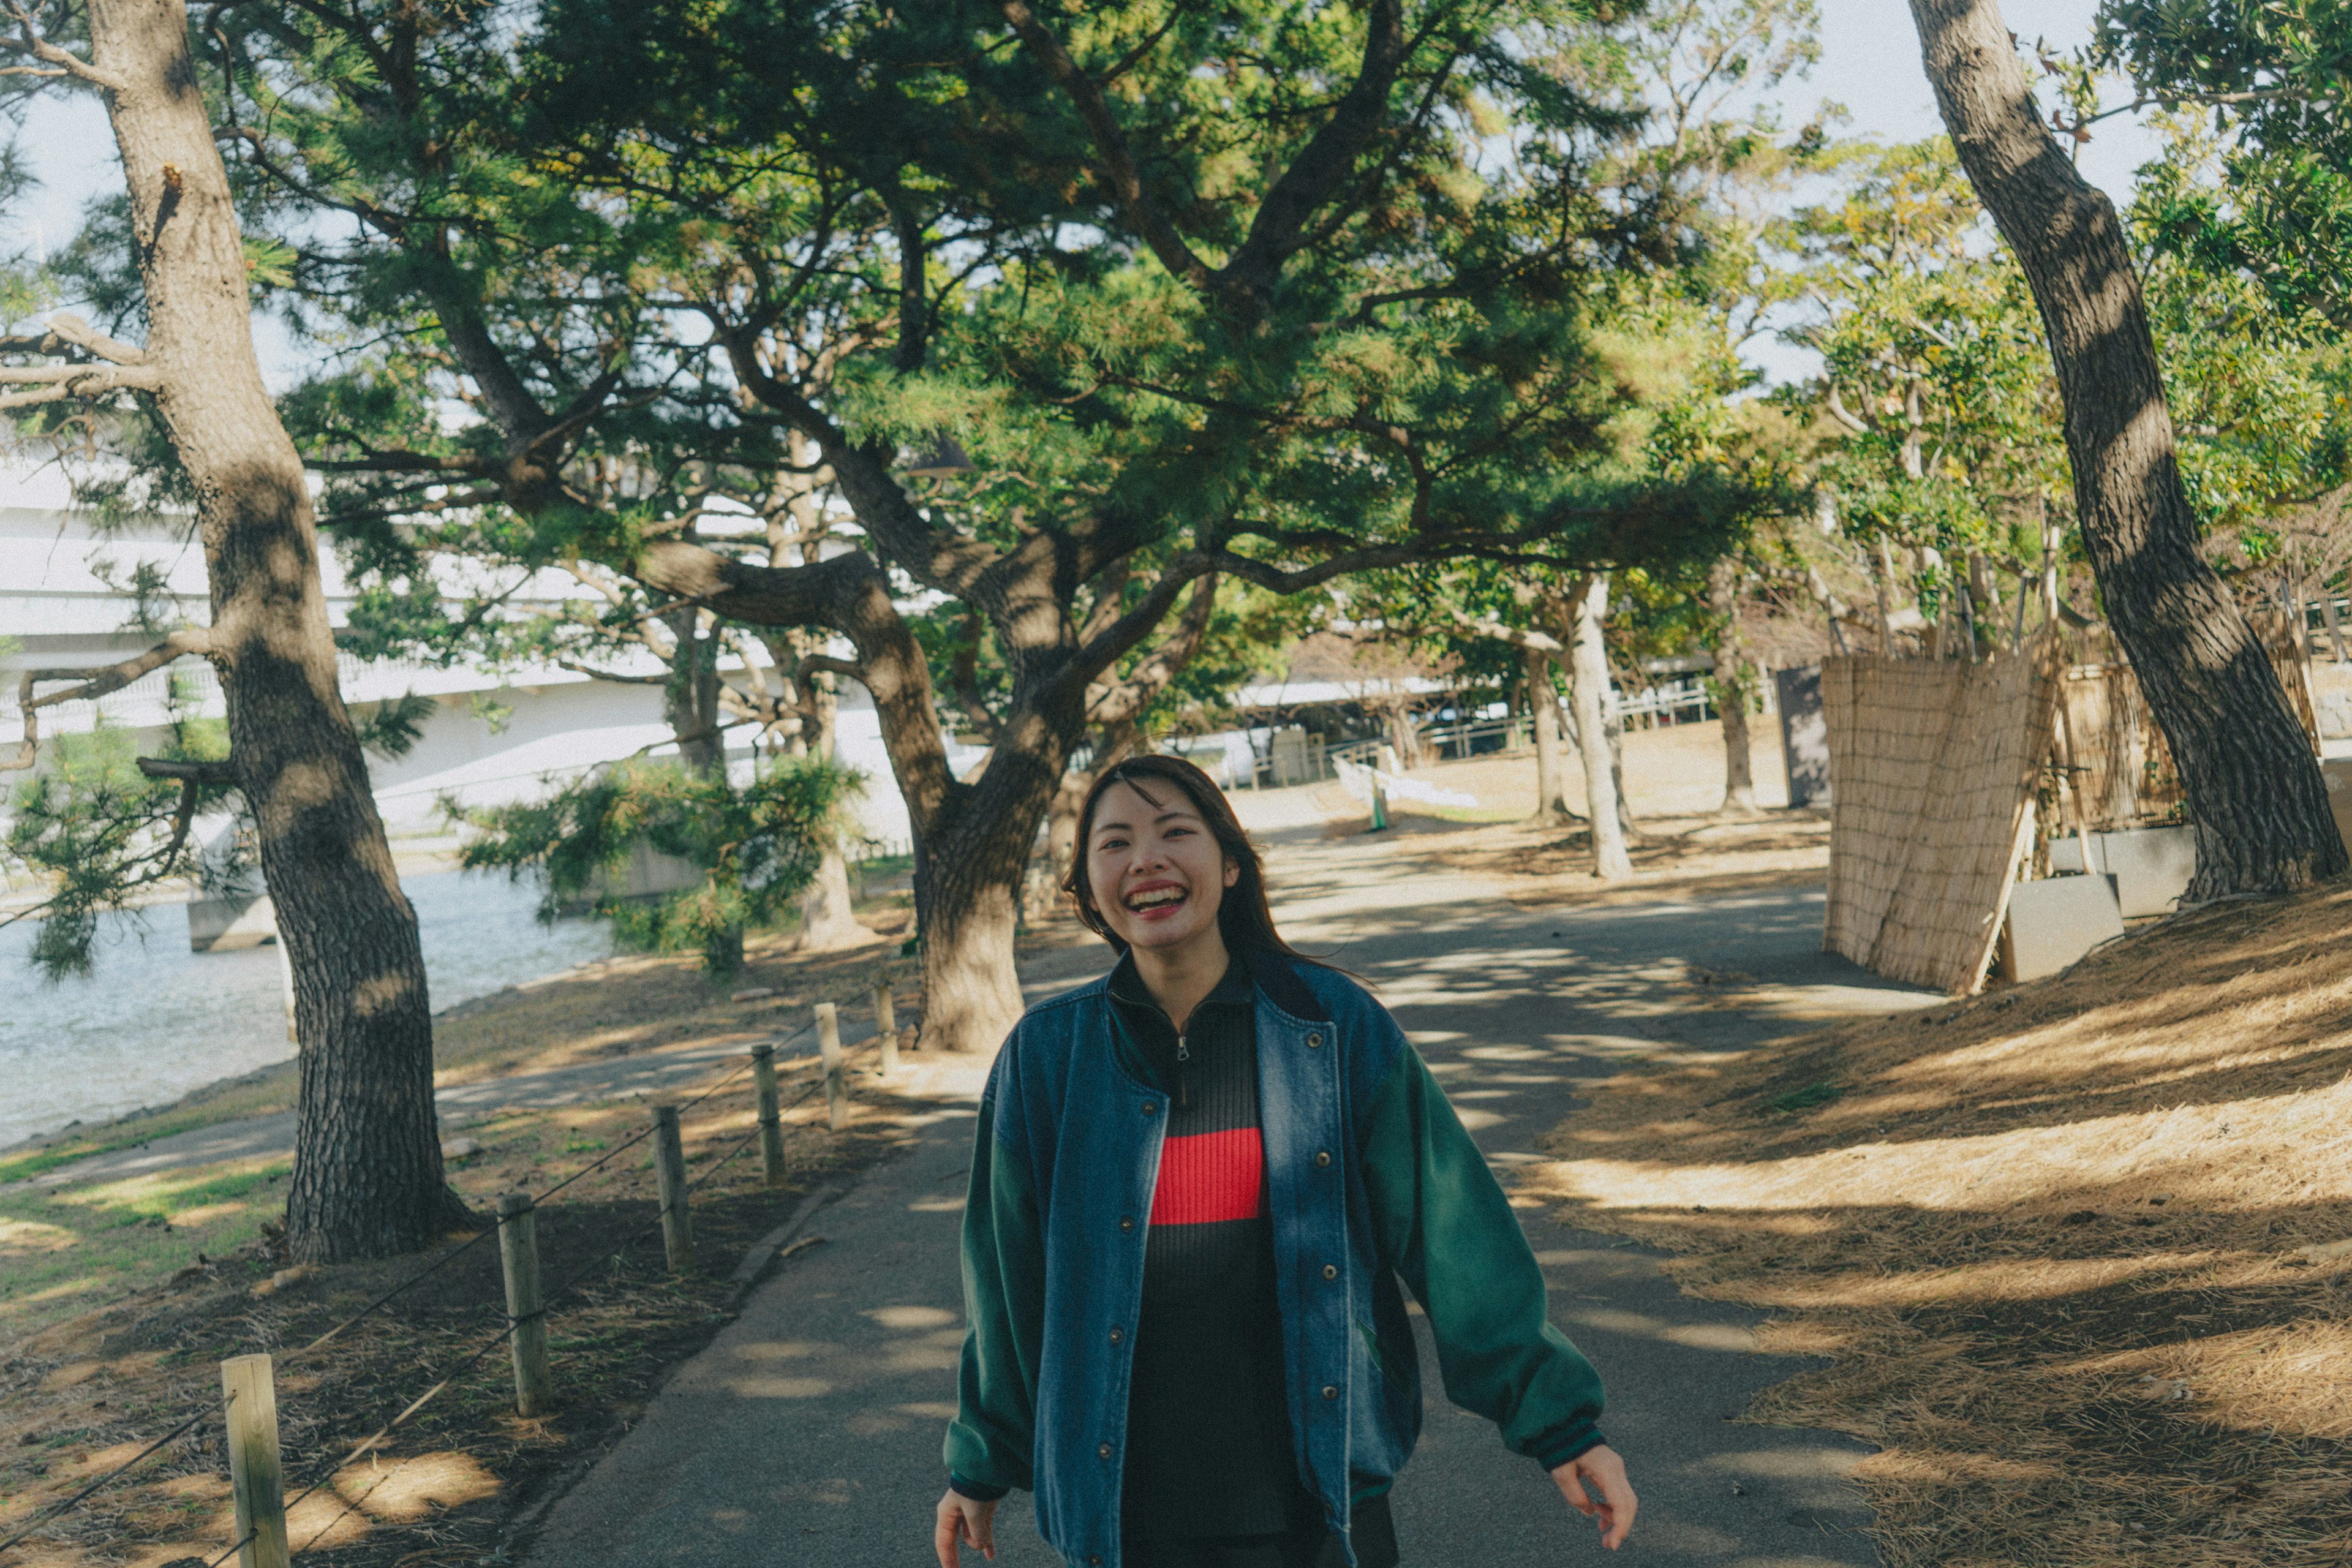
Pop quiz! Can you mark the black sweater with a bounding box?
[1109,954,1303,1539]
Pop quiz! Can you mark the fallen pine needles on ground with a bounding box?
[0,1067,913,1567]
[1531,880,2352,1567]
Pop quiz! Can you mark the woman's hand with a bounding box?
[1551,1444,1637,1550]
[935,1488,998,1566]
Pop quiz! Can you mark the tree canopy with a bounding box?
[171,0,1775,1046]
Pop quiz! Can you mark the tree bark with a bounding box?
[796,668,880,951]
[1910,0,2346,897]
[1709,556,1757,813]
[1039,715,1141,905]
[87,0,463,1259]
[1567,575,1634,880]
[662,608,725,778]
[1525,647,1575,826]
[912,768,1046,1055]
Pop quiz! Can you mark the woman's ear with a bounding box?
[1223,855,1241,889]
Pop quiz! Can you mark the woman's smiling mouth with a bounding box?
[1125,883,1189,919]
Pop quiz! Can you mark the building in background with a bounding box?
[0,470,938,887]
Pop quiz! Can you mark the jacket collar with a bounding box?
[1242,945,1332,1024]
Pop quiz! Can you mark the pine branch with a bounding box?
[135,757,236,783]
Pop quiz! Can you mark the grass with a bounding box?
[0,1030,924,1567]
[1530,880,2352,1567]
[0,1161,294,1330]
[0,1074,298,1186]
[1765,1080,1845,1114]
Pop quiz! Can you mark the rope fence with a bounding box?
[0,984,908,1566]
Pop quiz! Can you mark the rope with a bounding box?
[276,1046,837,1555]
[202,1527,257,1568]
[0,1017,850,1562]
[279,1025,816,1359]
[0,1412,209,1555]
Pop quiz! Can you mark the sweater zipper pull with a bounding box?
[1177,1033,1191,1109]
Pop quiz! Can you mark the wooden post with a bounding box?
[752,1043,786,1186]
[648,1104,695,1270]
[220,1354,290,1568]
[2054,671,2103,877]
[874,986,899,1077]
[816,1003,846,1131]
[496,1192,552,1416]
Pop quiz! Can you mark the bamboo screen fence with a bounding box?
[2057,615,2315,832]
[1821,635,2064,994]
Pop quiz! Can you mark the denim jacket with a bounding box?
[944,946,1606,1568]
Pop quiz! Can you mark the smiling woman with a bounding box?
[934,756,1639,1568]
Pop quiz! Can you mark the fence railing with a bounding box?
[0,985,915,1567]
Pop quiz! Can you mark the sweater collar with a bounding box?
[1106,948,1256,1018]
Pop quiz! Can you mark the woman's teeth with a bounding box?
[1128,888,1186,911]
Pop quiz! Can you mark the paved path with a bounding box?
[522,819,1935,1567]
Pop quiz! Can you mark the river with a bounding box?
[0,869,613,1150]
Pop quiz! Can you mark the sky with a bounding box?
[2,0,2163,394]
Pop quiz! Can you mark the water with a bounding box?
[0,869,612,1150]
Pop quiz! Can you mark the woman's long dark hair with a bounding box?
[1061,755,1319,964]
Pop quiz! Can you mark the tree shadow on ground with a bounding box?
[1527,877,2352,1567]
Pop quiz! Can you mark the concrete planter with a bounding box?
[1998,874,2125,984]
[2046,825,2197,918]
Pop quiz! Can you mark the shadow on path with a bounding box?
[520,823,1935,1567]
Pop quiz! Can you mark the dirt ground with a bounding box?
[1386,714,1793,819]
[1304,718,1829,904]
[0,894,958,1567]
[1529,883,2352,1567]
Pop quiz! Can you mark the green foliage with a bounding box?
[202,0,1775,727]
[2127,113,2352,562]
[450,756,858,974]
[1771,137,2064,592]
[3,709,232,981]
[1766,121,2352,619]
[2098,1,2352,329]
[352,692,435,761]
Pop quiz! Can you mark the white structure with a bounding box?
[0,470,939,858]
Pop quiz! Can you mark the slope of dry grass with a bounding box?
[1532,883,2352,1566]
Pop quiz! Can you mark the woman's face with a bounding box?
[1084,779,1240,956]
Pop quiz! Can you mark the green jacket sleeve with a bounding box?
[943,1093,1045,1496]
[1360,1041,1606,1468]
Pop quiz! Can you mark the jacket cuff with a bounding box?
[1532,1420,1606,1470]
[949,1474,1011,1503]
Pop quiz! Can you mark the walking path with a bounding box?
[6,1014,886,1193]
[521,816,1936,1567]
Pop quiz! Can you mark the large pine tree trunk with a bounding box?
[914,801,1036,1055]
[1709,557,1757,813]
[89,0,464,1259]
[1525,647,1574,826]
[1568,576,1634,880]
[1910,0,2346,897]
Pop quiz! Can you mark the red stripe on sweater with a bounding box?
[1149,1127,1268,1226]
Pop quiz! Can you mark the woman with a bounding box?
[936,756,1635,1568]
